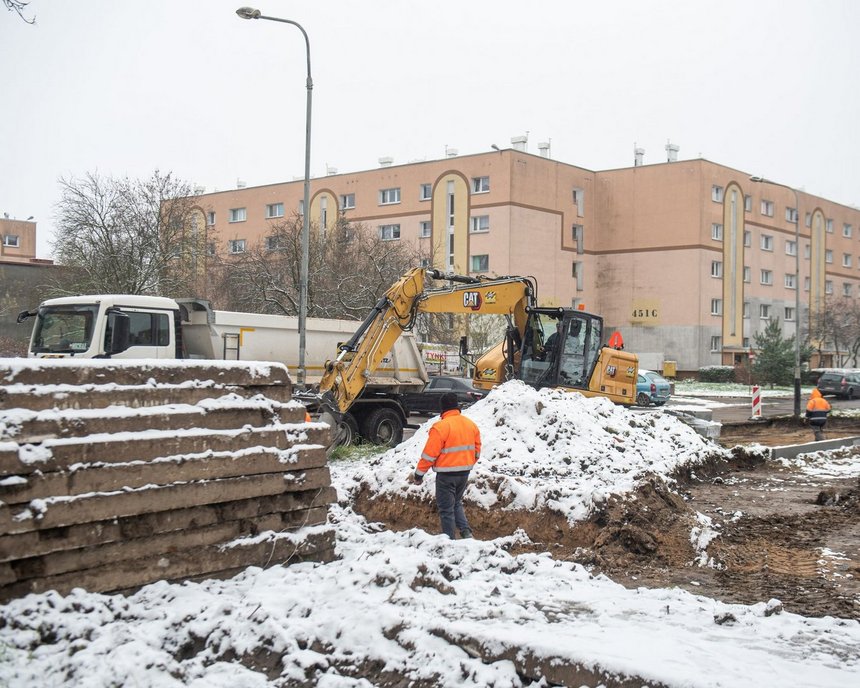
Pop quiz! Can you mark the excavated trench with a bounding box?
[355,418,860,620]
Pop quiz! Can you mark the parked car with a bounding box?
[403,375,489,415]
[636,369,672,406]
[816,370,860,399]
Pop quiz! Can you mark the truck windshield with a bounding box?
[30,304,99,354]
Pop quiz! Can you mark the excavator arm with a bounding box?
[318,267,535,414]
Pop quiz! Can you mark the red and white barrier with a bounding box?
[751,385,762,418]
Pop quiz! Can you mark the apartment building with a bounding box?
[189,150,860,373]
[0,217,37,264]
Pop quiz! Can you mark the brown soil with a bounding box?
[355,416,860,621]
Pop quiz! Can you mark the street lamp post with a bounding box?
[237,6,312,388]
[750,176,802,417]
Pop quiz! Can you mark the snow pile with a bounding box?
[347,380,727,522]
[778,447,860,478]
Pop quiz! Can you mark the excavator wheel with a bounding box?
[320,410,360,449]
[360,408,404,447]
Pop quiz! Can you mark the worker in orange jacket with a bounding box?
[411,392,481,539]
[805,388,831,441]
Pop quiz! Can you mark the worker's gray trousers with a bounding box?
[435,471,471,539]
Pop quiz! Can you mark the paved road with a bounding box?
[669,392,860,423]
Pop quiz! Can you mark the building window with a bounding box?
[206,242,216,256]
[744,194,752,212]
[760,269,773,285]
[844,253,853,268]
[825,280,833,295]
[229,207,246,223]
[378,224,401,241]
[804,276,810,291]
[760,200,774,217]
[265,235,283,251]
[420,183,432,200]
[420,258,431,268]
[785,207,798,223]
[761,234,773,251]
[710,336,722,352]
[419,221,432,238]
[572,261,583,290]
[844,283,853,297]
[743,266,751,283]
[826,218,834,233]
[759,304,771,319]
[470,254,489,272]
[298,199,304,216]
[711,261,723,278]
[711,298,722,315]
[2,234,20,247]
[470,215,490,233]
[743,302,750,319]
[206,211,215,226]
[379,188,401,205]
[805,212,812,228]
[785,240,797,256]
[711,223,723,241]
[572,224,584,253]
[471,176,490,194]
[743,231,751,247]
[843,223,853,238]
[265,202,284,219]
[804,244,810,259]
[712,185,724,202]
[572,187,585,216]
[785,307,795,321]
[228,239,246,254]
[743,337,750,348]
[785,273,796,289]
[340,193,355,210]
[825,249,833,264]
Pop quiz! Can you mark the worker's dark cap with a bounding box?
[440,392,459,412]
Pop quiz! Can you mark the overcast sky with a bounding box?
[2,0,858,259]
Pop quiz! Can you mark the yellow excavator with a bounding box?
[312,267,638,446]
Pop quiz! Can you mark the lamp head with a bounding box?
[236,6,261,19]
[749,175,764,182]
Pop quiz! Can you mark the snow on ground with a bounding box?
[2,381,859,687]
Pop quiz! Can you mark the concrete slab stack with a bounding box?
[0,359,334,602]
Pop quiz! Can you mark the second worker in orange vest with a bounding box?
[411,392,482,539]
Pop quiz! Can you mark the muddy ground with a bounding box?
[356,416,860,620]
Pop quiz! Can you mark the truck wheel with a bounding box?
[636,392,651,406]
[361,408,404,447]
[337,413,360,446]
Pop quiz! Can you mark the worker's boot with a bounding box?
[460,528,473,539]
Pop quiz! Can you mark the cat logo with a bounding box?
[484,291,497,304]
[463,291,483,310]
[605,364,617,377]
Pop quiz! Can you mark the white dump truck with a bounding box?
[17,294,428,445]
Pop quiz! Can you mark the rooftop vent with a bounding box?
[665,141,679,163]
[237,179,247,189]
[634,146,645,167]
[378,157,393,167]
[446,148,458,158]
[538,141,551,158]
[326,164,338,175]
[511,135,528,152]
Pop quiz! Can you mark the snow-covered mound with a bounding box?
[341,380,728,523]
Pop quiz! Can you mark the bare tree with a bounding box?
[807,294,860,367]
[4,0,34,23]
[212,215,424,319]
[51,170,201,296]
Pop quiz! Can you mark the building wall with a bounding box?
[190,153,860,372]
[0,218,37,263]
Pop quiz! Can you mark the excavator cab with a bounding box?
[519,308,603,391]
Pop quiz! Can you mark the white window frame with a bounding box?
[470,254,490,272]
[825,280,833,295]
[744,194,752,212]
[826,218,834,233]
[760,269,773,285]
[785,273,796,289]
[711,223,723,241]
[711,185,724,202]
[760,234,773,251]
[419,221,432,238]
[471,176,490,194]
[711,260,723,278]
[844,253,852,268]
[759,304,771,319]
[784,306,795,321]
[843,223,853,238]
[228,207,247,223]
[265,235,282,251]
[419,183,432,201]
[825,249,833,264]
[378,223,401,241]
[379,188,401,205]
[743,302,750,319]
[710,298,722,315]
[206,211,216,226]
[743,231,751,247]
[743,266,751,283]
[228,238,246,254]
[785,207,798,223]
[265,202,284,219]
[572,187,585,216]
[470,215,490,233]
[785,240,797,256]
[340,193,355,210]
[843,283,853,297]
[710,336,722,352]
[572,224,584,254]
[761,200,774,217]
[2,234,20,248]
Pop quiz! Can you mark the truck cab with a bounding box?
[20,295,181,359]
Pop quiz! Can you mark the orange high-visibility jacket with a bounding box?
[805,388,831,425]
[416,409,481,476]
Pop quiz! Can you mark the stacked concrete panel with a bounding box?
[0,359,335,602]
